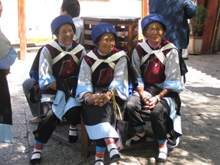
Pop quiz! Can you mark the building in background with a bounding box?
[0,0,219,55]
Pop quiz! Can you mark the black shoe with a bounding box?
[156,149,168,164]
[109,148,121,163]
[68,128,78,143]
[125,133,147,146]
[183,57,188,60]
[68,135,78,143]
[30,152,42,165]
[94,159,104,165]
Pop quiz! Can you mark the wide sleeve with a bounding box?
[183,0,197,19]
[0,31,17,69]
[0,47,17,70]
[163,48,184,92]
[109,56,129,100]
[75,58,93,102]
[131,48,144,88]
[38,46,56,89]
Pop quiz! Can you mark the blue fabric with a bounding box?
[141,14,167,32]
[34,140,44,145]
[39,73,56,89]
[0,124,13,143]
[64,97,81,114]
[0,47,17,69]
[137,77,144,87]
[52,90,66,120]
[51,15,75,34]
[164,97,182,135]
[158,139,166,144]
[75,84,93,100]
[96,146,106,152]
[149,0,197,49]
[109,79,128,99]
[163,80,184,92]
[134,126,144,131]
[91,23,117,43]
[85,122,119,140]
[129,83,134,97]
[29,69,38,81]
[53,92,81,120]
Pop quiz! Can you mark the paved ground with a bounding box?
[0,52,219,165]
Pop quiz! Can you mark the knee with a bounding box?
[22,78,35,90]
[126,101,136,112]
[150,110,160,121]
[22,79,28,89]
[150,104,166,122]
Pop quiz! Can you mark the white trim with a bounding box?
[140,42,176,65]
[85,122,119,140]
[48,40,84,65]
[87,50,127,72]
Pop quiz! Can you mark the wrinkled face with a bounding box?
[144,22,165,45]
[98,33,115,55]
[57,23,74,46]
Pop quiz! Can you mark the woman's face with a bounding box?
[144,22,165,45]
[57,23,74,46]
[98,33,115,54]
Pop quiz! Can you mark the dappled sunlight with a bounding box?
[184,135,210,141]
[178,54,220,165]
[0,142,11,149]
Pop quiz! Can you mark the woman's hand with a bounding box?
[142,96,158,110]
[142,89,171,110]
[85,93,100,105]
[94,91,112,106]
[85,91,112,107]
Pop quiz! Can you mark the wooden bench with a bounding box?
[38,102,156,157]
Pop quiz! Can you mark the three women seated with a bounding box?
[30,13,183,165]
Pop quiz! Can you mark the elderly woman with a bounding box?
[125,14,184,163]
[76,23,129,165]
[30,15,86,164]
[0,0,17,143]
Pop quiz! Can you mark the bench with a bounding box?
[80,115,157,157]
[38,101,156,157]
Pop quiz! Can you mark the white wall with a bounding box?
[0,0,19,42]
[0,0,142,43]
[80,0,141,17]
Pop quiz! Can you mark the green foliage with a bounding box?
[190,5,208,36]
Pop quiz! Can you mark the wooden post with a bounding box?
[209,1,220,54]
[18,0,26,60]
[142,0,148,18]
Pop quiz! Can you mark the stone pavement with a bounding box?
[0,52,219,165]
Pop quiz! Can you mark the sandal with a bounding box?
[157,148,168,163]
[167,137,180,149]
[125,133,147,146]
[30,151,42,165]
[109,148,121,163]
[94,159,104,165]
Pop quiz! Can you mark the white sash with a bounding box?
[87,50,127,72]
[49,40,84,65]
[140,42,176,65]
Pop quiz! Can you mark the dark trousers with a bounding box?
[33,102,81,143]
[125,95,171,140]
[0,70,12,125]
